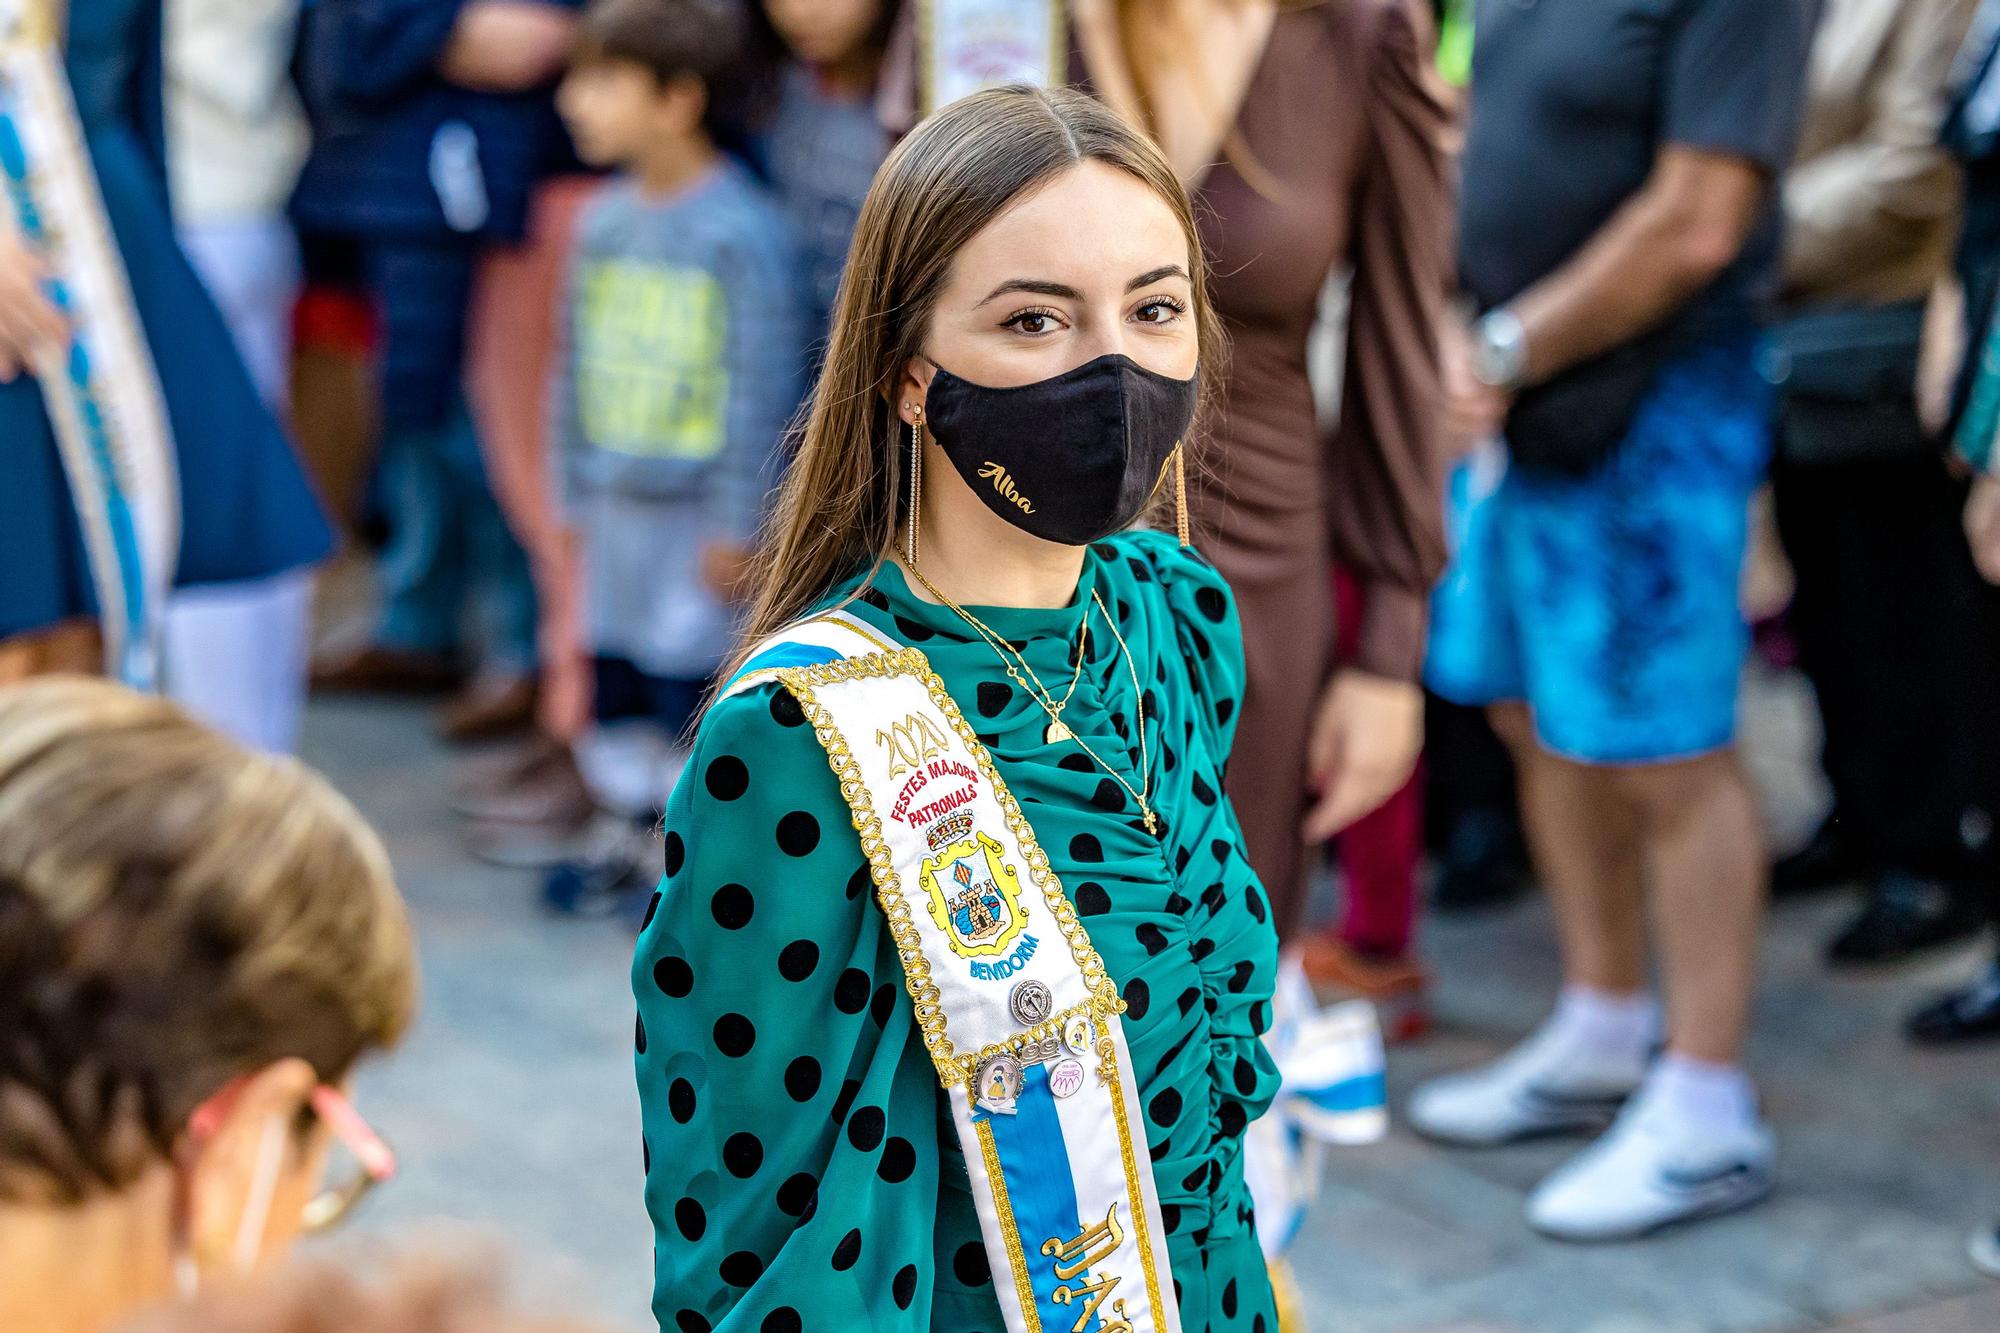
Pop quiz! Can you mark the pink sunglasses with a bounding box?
[187,1082,397,1233]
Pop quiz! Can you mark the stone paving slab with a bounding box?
[302,672,2000,1332]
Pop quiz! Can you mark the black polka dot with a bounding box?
[1150,1088,1182,1127]
[1254,1314,1268,1333]
[1245,886,1267,924]
[953,1242,991,1286]
[830,1079,859,1125]
[720,1250,763,1286]
[1201,882,1227,914]
[1074,882,1111,916]
[1251,1000,1270,1035]
[1071,833,1103,863]
[846,861,872,900]
[776,1172,817,1216]
[1058,753,1096,774]
[641,892,662,929]
[770,690,805,727]
[1219,1100,1248,1138]
[847,1105,885,1152]
[1189,773,1217,805]
[1223,1278,1239,1318]
[705,756,749,801]
[1160,1203,1182,1233]
[668,1077,696,1123]
[675,1312,711,1333]
[643,1135,650,1173]
[651,956,692,999]
[1211,838,1232,863]
[724,1131,764,1178]
[1165,892,1192,916]
[878,1136,916,1183]
[1174,846,1192,874]
[870,982,897,1028]
[711,883,754,930]
[1234,1056,1259,1095]
[785,1055,822,1102]
[1123,978,1150,1020]
[893,615,936,642]
[831,1227,863,1270]
[1194,585,1227,622]
[833,968,870,1014]
[1190,937,1217,964]
[860,586,891,610]
[1229,960,1254,993]
[1091,779,1127,812]
[713,1012,756,1057]
[777,811,820,856]
[675,1196,706,1241]
[1111,713,1129,741]
[762,1309,802,1333]
[1177,986,1201,1017]
[976,681,1013,717]
[664,831,686,876]
[1215,697,1235,726]
[1135,923,1169,956]
[778,939,820,981]
[1182,1163,1208,1191]
[634,1013,647,1054]
[893,1264,918,1310]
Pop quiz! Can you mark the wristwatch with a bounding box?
[1471,308,1530,392]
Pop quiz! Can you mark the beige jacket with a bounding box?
[1784,0,1981,306]
[166,0,310,225]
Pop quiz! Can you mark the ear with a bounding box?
[894,357,936,426]
[662,73,710,136]
[184,1058,324,1272]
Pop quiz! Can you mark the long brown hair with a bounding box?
[735,83,1224,670]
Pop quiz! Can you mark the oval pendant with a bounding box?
[1045,719,1073,745]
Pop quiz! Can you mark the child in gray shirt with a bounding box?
[545,0,805,908]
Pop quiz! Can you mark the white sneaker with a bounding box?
[1526,1085,1775,1242]
[1969,1220,2000,1278]
[1408,1020,1647,1146]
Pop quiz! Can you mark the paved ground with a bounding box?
[304,667,2000,1332]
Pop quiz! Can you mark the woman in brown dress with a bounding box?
[1078,0,1454,943]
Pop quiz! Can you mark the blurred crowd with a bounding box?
[11,0,2000,1328]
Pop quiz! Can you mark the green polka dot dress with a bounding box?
[634,529,1282,1332]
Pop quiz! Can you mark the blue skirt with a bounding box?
[0,124,332,639]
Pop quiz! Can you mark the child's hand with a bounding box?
[700,543,756,602]
[440,1,576,92]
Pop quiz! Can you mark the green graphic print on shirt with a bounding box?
[575,257,728,461]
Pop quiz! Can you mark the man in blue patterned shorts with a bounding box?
[1411,0,1821,1242]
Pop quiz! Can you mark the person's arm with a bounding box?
[327,0,570,107]
[1472,0,1819,395]
[1308,0,1452,839]
[636,691,941,1331]
[1782,0,1977,296]
[1507,148,1768,384]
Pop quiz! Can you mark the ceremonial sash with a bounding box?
[722,607,1181,1333]
[917,0,1067,116]
[0,0,178,688]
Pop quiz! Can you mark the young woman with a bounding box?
[0,678,417,1333]
[635,86,1280,1331]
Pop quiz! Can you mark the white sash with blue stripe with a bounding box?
[721,603,1182,1333]
[0,0,178,687]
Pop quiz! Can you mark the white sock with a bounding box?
[1644,1052,1759,1135]
[1546,984,1659,1065]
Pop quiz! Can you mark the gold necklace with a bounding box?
[903,561,1158,835]
[904,559,1082,733]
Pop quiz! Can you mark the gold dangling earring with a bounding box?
[1174,443,1190,547]
[905,405,923,567]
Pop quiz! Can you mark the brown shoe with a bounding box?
[437,673,539,743]
[1299,934,1431,1043]
[312,645,462,695]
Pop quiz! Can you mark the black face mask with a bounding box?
[921,353,1198,546]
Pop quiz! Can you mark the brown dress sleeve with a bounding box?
[1328,0,1455,683]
